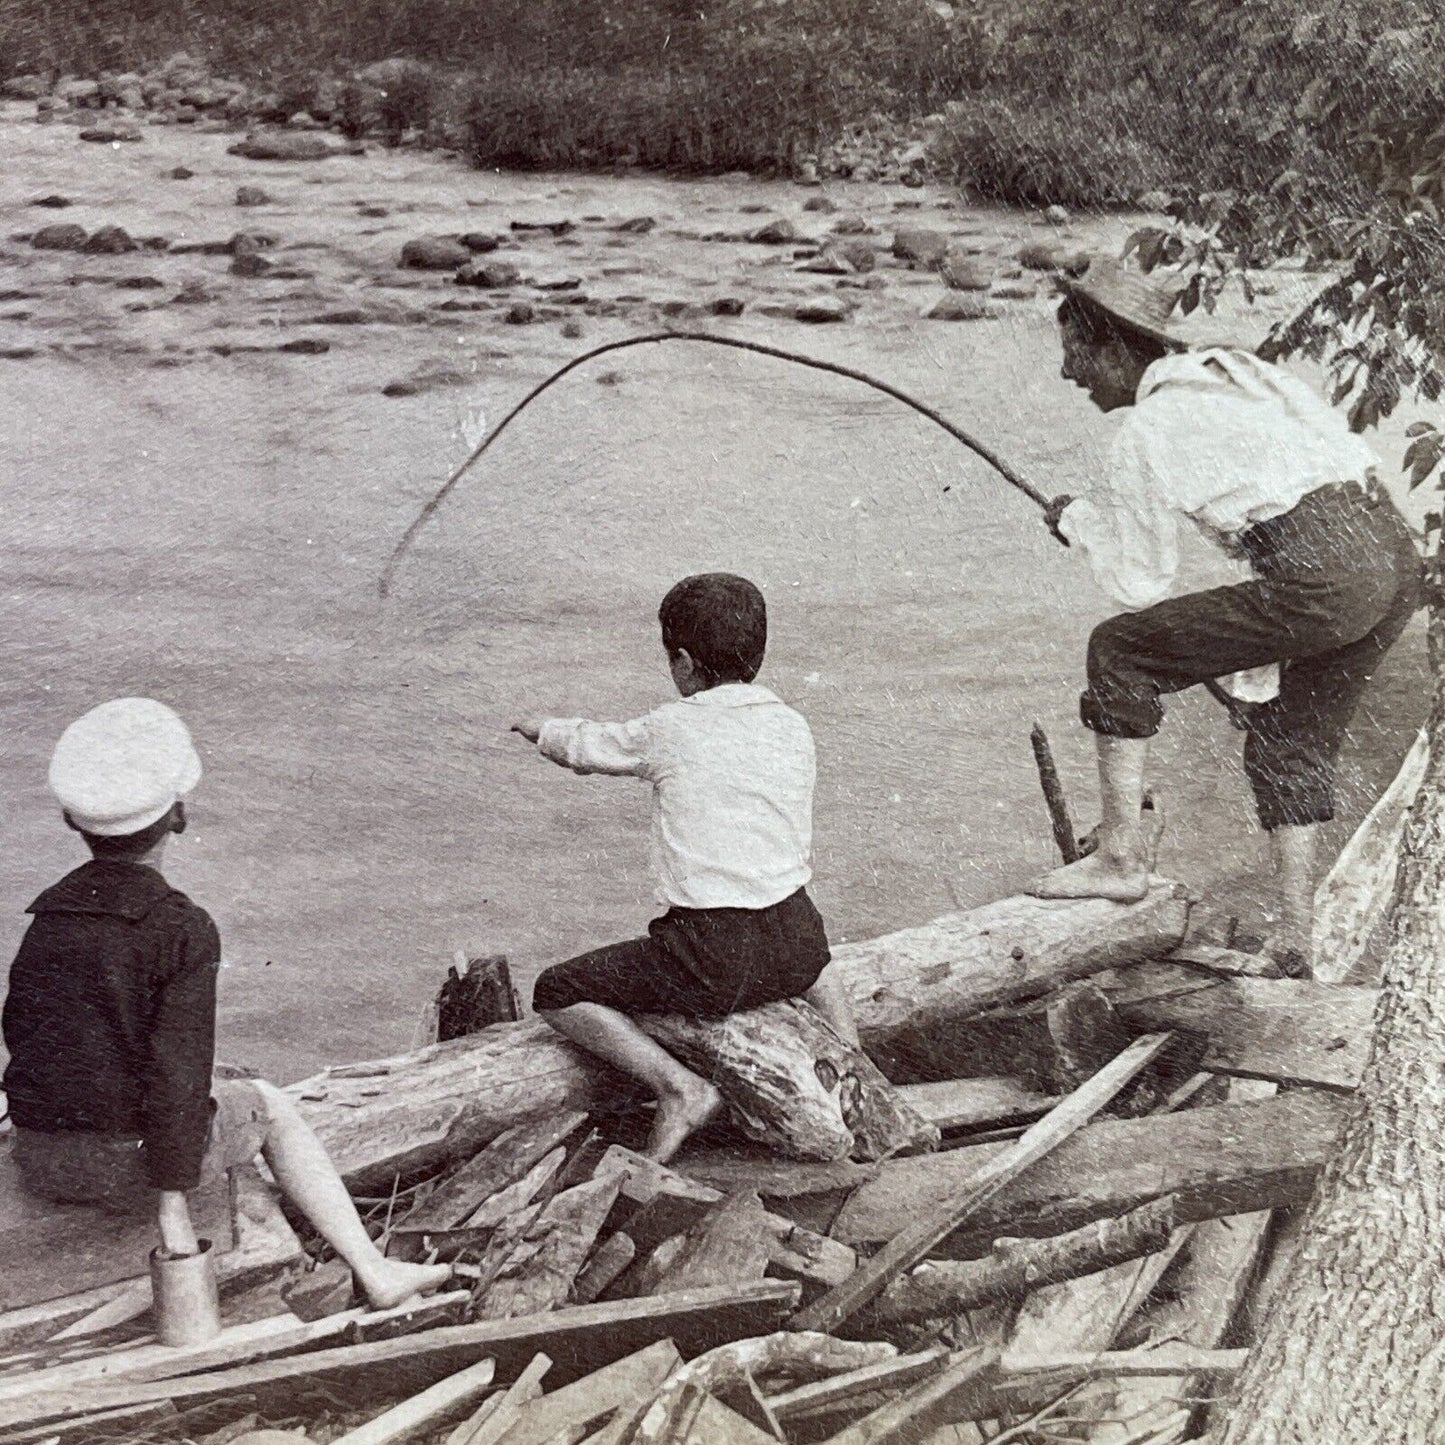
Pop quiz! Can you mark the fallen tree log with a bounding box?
[639,1001,938,1163]
[287,888,1189,1187]
[1108,964,1376,1092]
[802,1092,1347,1257]
[862,1196,1180,1330]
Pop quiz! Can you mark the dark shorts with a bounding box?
[11,1078,271,1214]
[532,886,832,1019]
[1081,481,1422,829]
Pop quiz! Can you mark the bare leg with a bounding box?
[1029,736,1156,901]
[803,970,860,1049]
[253,1083,452,1310]
[540,1003,721,1163]
[1266,823,1318,977]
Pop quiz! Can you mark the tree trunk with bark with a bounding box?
[1210,613,1445,1444]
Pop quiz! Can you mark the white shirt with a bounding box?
[1059,349,1380,701]
[537,683,816,911]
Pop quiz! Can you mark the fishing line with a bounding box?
[378,331,1051,597]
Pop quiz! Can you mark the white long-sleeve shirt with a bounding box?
[1059,348,1380,701]
[537,683,815,911]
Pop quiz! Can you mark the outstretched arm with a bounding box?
[513,715,654,777]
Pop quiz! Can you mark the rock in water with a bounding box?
[710,297,746,316]
[31,224,89,251]
[838,240,876,273]
[78,127,142,144]
[82,226,138,255]
[928,292,992,321]
[748,217,797,245]
[1017,241,1090,274]
[792,296,850,324]
[892,228,949,267]
[940,249,994,291]
[235,185,271,207]
[460,231,501,252]
[227,131,342,161]
[399,236,471,271]
[30,195,73,209]
[456,259,520,288]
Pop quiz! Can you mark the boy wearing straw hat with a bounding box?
[2,698,451,1308]
[1029,258,1421,975]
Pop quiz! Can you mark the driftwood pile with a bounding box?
[0,729,1405,1445]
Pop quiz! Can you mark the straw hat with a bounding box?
[1058,256,1191,348]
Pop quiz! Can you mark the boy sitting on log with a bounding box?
[514,573,857,1162]
[1,698,452,1309]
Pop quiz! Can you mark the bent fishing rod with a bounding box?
[377,329,1253,723]
[377,330,1050,598]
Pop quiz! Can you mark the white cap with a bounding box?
[49,698,203,837]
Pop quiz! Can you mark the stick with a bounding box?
[379,333,1047,596]
[1031,724,1080,864]
[788,1032,1175,1335]
[330,1357,496,1445]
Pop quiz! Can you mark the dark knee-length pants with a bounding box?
[1080,482,1422,831]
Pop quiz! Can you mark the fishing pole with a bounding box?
[377,330,1051,597]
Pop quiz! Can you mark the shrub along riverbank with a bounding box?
[3,0,1442,211]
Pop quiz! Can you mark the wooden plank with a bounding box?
[765,1348,950,1423]
[999,1346,1248,1381]
[593,1147,857,1289]
[395,1112,588,1235]
[828,1092,1345,1257]
[460,1353,550,1445]
[570,1233,635,1306]
[287,888,1189,1187]
[1314,727,1428,984]
[0,1281,800,1430]
[330,1357,496,1445]
[681,1394,779,1445]
[897,1078,1060,1133]
[463,1150,567,1234]
[647,1191,771,1295]
[475,1176,622,1321]
[824,1349,996,1445]
[789,1033,1176,1334]
[437,954,522,1041]
[486,1339,679,1445]
[1111,963,1376,1091]
[1165,943,1278,979]
[866,1197,1179,1329]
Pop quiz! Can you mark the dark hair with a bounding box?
[69,803,183,860]
[658,573,767,687]
[1057,293,1172,365]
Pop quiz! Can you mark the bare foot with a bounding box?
[1028,848,1151,902]
[645,1076,722,1164]
[358,1259,454,1312]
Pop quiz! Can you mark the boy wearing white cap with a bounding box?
[2,698,450,1309]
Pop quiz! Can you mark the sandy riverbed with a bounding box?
[0,109,1428,1080]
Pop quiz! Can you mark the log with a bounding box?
[639,1001,939,1163]
[331,1358,497,1445]
[0,1282,800,1431]
[287,889,1189,1186]
[474,1176,623,1321]
[646,1191,772,1295]
[863,1196,1181,1329]
[485,1339,680,1445]
[999,1346,1248,1382]
[1110,963,1376,1091]
[437,954,522,1041]
[789,1033,1176,1335]
[1164,943,1277,980]
[395,1112,589,1236]
[593,1146,857,1290]
[1313,726,1427,984]
[820,1092,1347,1257]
